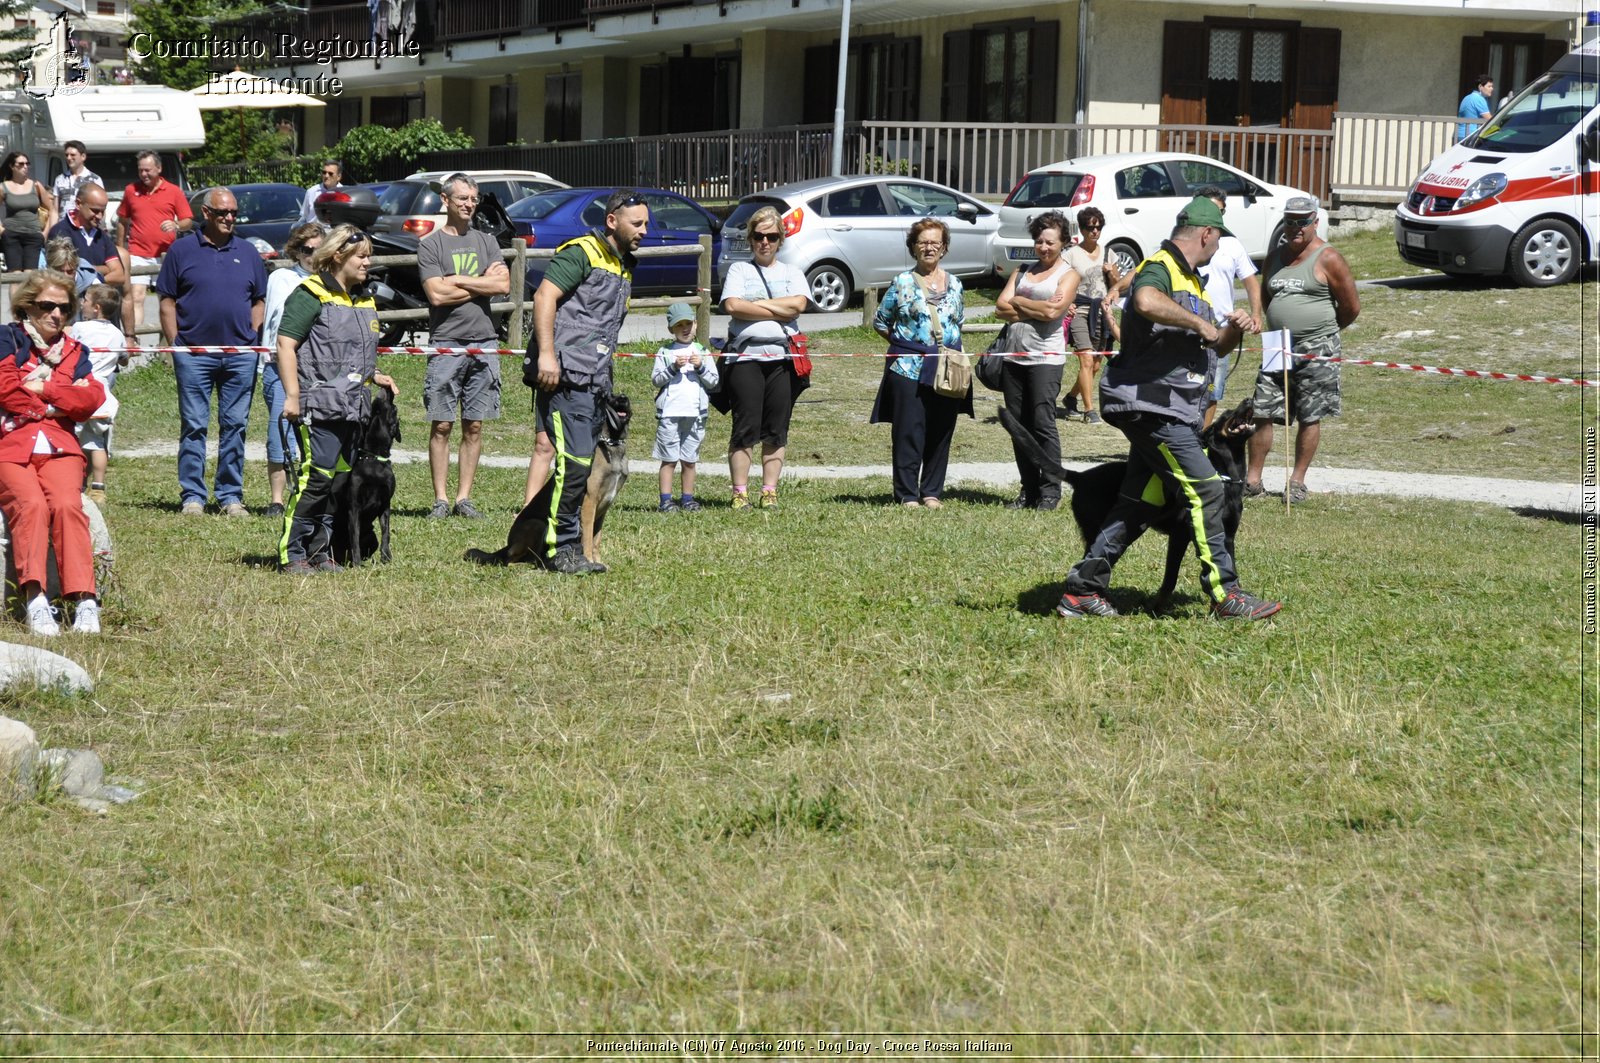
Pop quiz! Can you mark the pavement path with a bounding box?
[117,441,1582,515]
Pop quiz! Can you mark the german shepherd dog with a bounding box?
[329,388,401,566]
[464,392,632,568]
[998,399,1257,606]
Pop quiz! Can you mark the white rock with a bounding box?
[0,643,93,694]
[0,715,39,801]
[37,748,103,797]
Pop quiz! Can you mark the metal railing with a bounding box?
[1333,113,1459,196]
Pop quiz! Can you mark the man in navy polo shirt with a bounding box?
[47,182,126,292]
[155,187,267,517]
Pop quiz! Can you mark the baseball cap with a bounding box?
[666,301,695,327]
[1178,195,1232,237]
[1283,195,1319,218]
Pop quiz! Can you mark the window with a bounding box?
[489,83,516,145]
[941,20,1058,123]
[885,182,972,217]
[1176,160,1248,196]
[545,71,581,142]
[1460,34,1569,106]
[818,185,889,218]
[1203,22,1290,127]
[644,196,707,233]
[640,55,740,135]
[371,92,422,128]
[1160,19,1342,131]
[1115,165,1177,200]
[96,1,115,14]
[329,98,362,142]
[803,37,921,123]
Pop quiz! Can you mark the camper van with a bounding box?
[1394,36,1599,287]
[31,85,206,205]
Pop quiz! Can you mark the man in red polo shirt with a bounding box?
[116,150,191,337]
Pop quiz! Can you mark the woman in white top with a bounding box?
[258,222,325,517]
[994,210,1077,510]
[720,206,809,511]
[1061,206,1124,425]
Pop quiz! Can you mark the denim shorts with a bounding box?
[425,352,503,423]
[653,413,707,463]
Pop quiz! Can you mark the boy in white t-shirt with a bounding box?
[650,302,719,512]
[69,284,125,504]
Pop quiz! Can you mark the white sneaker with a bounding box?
[26,594,59,637]
[72,598,100,634]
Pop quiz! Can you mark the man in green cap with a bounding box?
[1056,196,1281,622]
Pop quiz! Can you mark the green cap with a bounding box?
[1178,195,1232,237]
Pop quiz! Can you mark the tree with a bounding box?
[0,0,43,83]
[127,0,254,90]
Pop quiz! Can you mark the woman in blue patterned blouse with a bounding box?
[868,219,971,509]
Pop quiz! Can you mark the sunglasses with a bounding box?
[33,299,69,314]
[344,230,367,246]
[1282,217,1315,229]
[1080,224,1102,232]
[751,232,781,243]
[616,194,645,208]
[206,206,239,217]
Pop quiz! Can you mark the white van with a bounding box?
[1394,39,1598,286]
[31,85,206,204]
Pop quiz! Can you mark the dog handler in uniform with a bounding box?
[1055,197,1280,622]
[524,189,647,575]
[274,224,399,575]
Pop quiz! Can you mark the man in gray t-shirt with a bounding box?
[418,173,511,520]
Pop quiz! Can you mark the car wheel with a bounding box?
[1509,218,1579,287]
[1269,222,1288,252]
[1106,240,1140,278]
[806,263,852,312]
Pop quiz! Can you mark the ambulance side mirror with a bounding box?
[1581,127,1599,165]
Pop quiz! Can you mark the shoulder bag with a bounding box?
[756,264,811,378]
[973,324,1010,392]
[911,274,970,398]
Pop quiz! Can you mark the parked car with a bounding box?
[371,170,568,238]
[717,176,1001,311]
[505,186,722,294]
[186,183,306,258]
[991,152,1328,277]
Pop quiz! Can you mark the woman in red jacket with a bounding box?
[0,270,106,635]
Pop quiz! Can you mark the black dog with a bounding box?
[999,399,1256,606]
[329,387,401,566]
[465,392,632,568]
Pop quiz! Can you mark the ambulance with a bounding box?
[1394,32,1599,287]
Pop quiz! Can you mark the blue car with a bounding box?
[506,187,722,295]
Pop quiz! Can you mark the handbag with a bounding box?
[973,325,1010,391]
[911,275,969,398]
[755,264,811,378]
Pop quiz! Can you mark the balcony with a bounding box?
[583,0,695,22]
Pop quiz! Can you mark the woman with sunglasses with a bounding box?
[274,224,398,573]
[1061,207,1123,425]
[258,222,326,518]
[869,218,970,508]
[0,270,107,634]
[994,210,1078,510]
[720,206,809,511]
[0,153,57,279]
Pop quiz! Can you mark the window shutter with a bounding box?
[1543,37,1569,71]
[1160,20,1208,125]
[804,44,838,125]
[1292,25,1340,130]
[1459,36,1489,97]
[942,29,971,121]
[1027,20,1059,122]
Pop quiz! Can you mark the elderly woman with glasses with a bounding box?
[0,152,57,278]
[274,224,398,574]
[869,218,970,508]
[0,270,107,635]
[720,205,809,511]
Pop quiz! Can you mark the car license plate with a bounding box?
[1008,248,1037,260]
[1404,232,1426,249]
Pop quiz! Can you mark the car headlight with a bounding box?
[1454,172,1507,210]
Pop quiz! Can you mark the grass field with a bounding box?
[0,225,1592,1056]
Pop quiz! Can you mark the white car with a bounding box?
[370,169,568,238]
[991,151,1328,276]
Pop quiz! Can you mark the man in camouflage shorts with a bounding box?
[1245,197,1360,503]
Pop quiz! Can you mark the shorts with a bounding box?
[1067,314,1108,354]
[130,255,159,281]
[1252,349,1342,426]
[75,419,110,451]
[425,352,503,423]
[725,359,795,450]
[653,413,707,464]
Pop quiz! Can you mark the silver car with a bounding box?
[718,176,1000,311]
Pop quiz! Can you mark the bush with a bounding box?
[332,118,474,182]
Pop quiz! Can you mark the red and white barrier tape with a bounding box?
[92,345,1595,388]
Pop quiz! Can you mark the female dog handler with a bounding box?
[274,224,398,574]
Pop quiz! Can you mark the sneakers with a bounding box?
[281,559,315,576]
[679,497,702,512]
[1035,495,1061,512]
[1084,410,1103,425]
[1243,481,1267,498]
[71,598,100,635]
[180,500,205,516]
[315,558,344,573]
[1056,591,1119,618]
[759,488,779,510]
[264,502,286,518]
[221,501,249,518]
[85,486,106,505]
[921,497,943,510]
[1004,492,1037,511]
[25,595,59,636]
[549,544,596,575]
[427,499,451,520]
[453,498,484,520]
[730,491,752,511]
[1212,587,1282,621]
[658,498,680,513]
[1285,480,1309,504]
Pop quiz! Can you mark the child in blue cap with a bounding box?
[651,301,718,511]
